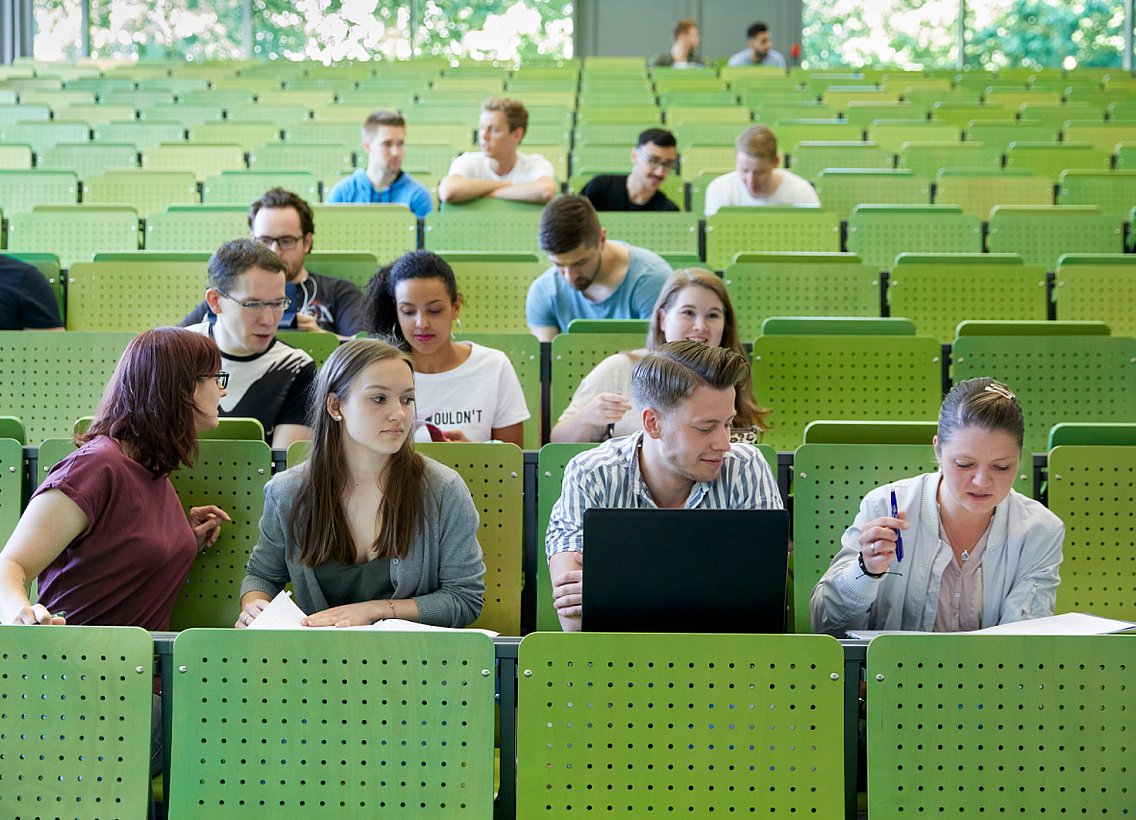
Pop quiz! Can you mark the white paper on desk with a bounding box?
[965,612,1136,636]
[846,629,932,640]
[246,590,498,636]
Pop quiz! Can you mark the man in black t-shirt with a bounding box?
[0,255,64,330]
[580,128,680,212]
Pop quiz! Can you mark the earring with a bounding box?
[451,316,463,341]
[332,414,342,421]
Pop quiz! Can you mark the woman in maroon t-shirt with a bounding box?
[0,327,233,627]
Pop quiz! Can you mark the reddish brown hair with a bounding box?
[81,327,222,476]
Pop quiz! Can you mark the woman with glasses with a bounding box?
[0,327,233,627]
[236,338,485,629]
[362,250,529,446]
[551,268,769,444]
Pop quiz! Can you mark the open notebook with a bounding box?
[247,590,498,636]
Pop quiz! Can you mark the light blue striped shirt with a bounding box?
[546,431,784,559]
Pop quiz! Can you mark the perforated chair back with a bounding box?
[93,119,187,149]
[1048,444,1136,619]
[170,628,496,817]
[443,253,547,333]
[952,323,1136,453]
[0,169,78,215]
[724,257,880,341]
[896,140,1001,178]
[0,625,153,818]
[144,205,248,251]
[752,333,942,451]
[82,169,198,217]
[66,260,207,331]
[6,206,140,268]
[454,332,541,449]
[424,209,544,255]
[201,169,320,204]
[167,439,271,629]
[787,140,893,180]
[705,206,841,269]
[867,118,960,153]
[0,331,134,443]
[888,253,1048,343]
[0,437,22,545]
[142,141,246,180]
[814,168,932,220]
[417,441,523,635]
[987,205,1124,271]
[934,168,1055,219]
[308,203,418,262]
[1057,169,1136,218]
[792,442,940,632]
[39,141,140,179]
[273,329,341,366]
[1053,254,1136,336]
[600,211,701,260]
[847,204,982,272]
[868,634,1136,816]
[517,632,845,816]
[549,332,641,423]
[1004,140,1112,181]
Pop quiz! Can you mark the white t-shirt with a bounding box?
[412,342,530,443]
[446,150,556,184]
[704,169,820,215]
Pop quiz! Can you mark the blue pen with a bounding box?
[890,489,904,563]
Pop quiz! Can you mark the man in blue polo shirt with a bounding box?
[326,109,433,218]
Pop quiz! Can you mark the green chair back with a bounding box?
[549,332,641,423]
[888,253,1048,343]
[987,205,1124,271]
[308,203,417,263]
[786,140,893,181]
[201,169,320,205]
[895,140,1001,178]
[1053,254,1136,336]
[760,316,915,335]
[0,625,153,818]
[274,329,340,366]
[792,442,940,632]
[752,333,942,451]
[142,141,246,180]
[0,119,90,152]
[1005,140,1112,181]
[144,204,248,251]
[6,205,140,268]
[0,143,33,169]
[868,634,1135,816]
[600,211,701,260]
[303,250,380,289]
[0,415,25,444]
[81,169,199,218]
[455,332,541,450]
[866,118,960,153]
[74,415,266,441]
[723,257,881,341]
[424,209,544,255]
[802,420,937,444]
[1057,169,1136,218]
[1049,443,1136,619]
[933,168,1054,219]
[66,260,206,331]
[846,204,982,272]
[772,117,862,151]
[189,119,282,150]
[705,207,841,269]
[814,168,931,220]
[688,171,728,216]
[952,323,1136,453]
[170,628,495,816]
[517,632,845,815]
[0,169,78,215]
[0,437,23,544]
[1048,421,1136,448]
[1060,120,1136,153]
[418,441,523,635]
[39,140,140,178]
[441,252,545,333]
[167,439,272,629]
[93,118,187,148]
[965,118,1059,151]
[566,318,649,334]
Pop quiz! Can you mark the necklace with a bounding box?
[938,504,993,562]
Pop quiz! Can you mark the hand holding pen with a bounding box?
[857,490,908,577]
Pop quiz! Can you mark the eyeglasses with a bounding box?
[215,287,291,313]
[637,150,677,172]
[201,371,229,389]
[253,235,304,251]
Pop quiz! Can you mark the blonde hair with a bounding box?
[481,97,528,133]
[736,124,778,160]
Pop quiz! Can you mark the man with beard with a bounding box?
[580,128,681,212]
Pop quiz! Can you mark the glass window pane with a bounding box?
[35,0,83,61]
[802,0,959,70]
[88,0,244,60]
[965,0,1125,69]
[253,0,413,62]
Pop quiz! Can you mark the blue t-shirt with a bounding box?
[525,243,672,333]
[326,169,434,217]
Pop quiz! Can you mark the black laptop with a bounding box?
[581,508,790,633]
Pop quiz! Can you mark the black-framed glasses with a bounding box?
[253,234,304,251]
[215,287,291,313]
[201,371,229,389]
[636,149,677,172]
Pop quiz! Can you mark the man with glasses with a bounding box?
[580,129,680,212]
[180,188,364,336]
[185,238,316,449]
[526,195,672,342]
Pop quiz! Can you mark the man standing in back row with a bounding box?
[438,97,558,205]
[580,128,680,212]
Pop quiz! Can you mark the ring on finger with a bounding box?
[871,543,877,555]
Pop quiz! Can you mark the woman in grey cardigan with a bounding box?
[236,338,485,629]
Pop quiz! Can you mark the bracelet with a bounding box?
[386,600,397,620]
[858,552,887,579]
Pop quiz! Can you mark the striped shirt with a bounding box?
[546,431,784,559]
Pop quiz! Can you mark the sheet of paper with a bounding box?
[244,590,498,636]
[966,612,1136,636]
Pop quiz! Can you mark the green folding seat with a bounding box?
[282,118,362,147]
[951,320,1136,453]
[964,118,1059,152]
[402,142,459,177]
[1053,254,1136,336]
[751,324,942,450]
[929,101,1012,129]
[670,121,747,146]
[518,633,844,815]
[572,143,636,171]
[140,102,225,127]
[678,143,737,177]
[0,330,136,442]
[92,118,185,148]
[934,168,1054,219]
[1018,100,1101,125]
[846,204,982,272]
[0,119,90,153]
[896,140,1001,177]
[439,252,545,334]
[6,205,139,268]
[888,253,1047,343]
[576,105,662,125]
[272,329,340,367]
[82,169,198,218]
[523,141,567,179]
[200,169,318,204]
[841,100,919,129]
[771,118,863,152]
[408,122,475,148]
[1062,120,1136,154]
[867,118,960,154]
[0,169,78,215]
[38,141,139,179]
[688,170,723,215]
[99,88,174,108]
[723,254,881,340]
[18,89,94,107]
[705,206,841,268]
[549,332,645,422]
[0,102,50,127]
[66,259,206,331]
[178,89,256,109]
[424,209,543,256]
[189,119,282,150]
[663,104,750,125]
[0,142,32,169]
[144,204,247,252]
[1005,140,1112,181]
[600,211,700,260]
[1056,169,1136,218]
[54,103,136,127]
[305,203,416,262]
[813,168,931,219]
[987,205,1123,270]
[0,625,153,818]
[143,141,246,180]
[984,87,1063,110]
